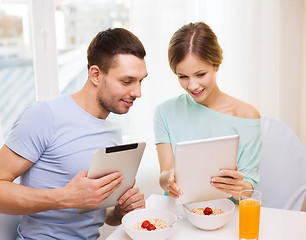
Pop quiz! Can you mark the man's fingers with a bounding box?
[116,187,146,215]
[94,171,123,188]
[87,174,123,207]
[123,199,145,213]
[74,170,88,179]
[97,180,123,202]
[120,192,145,211]
[100,175,123,193]
[131,179,136,188]
[118,187,139,205]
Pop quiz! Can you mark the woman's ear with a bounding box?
[215,64,220,72]
[88,65,101,86]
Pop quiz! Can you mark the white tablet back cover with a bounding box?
[174,135,238,205]
[79,142,146,213]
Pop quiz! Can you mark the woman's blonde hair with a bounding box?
[168,22,223,73]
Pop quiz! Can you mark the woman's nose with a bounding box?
[188,77,200,91]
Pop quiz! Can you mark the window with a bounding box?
[0,0,35,141]
[0,0,131,142]
[54,0,130,95]
[54,0,131,137]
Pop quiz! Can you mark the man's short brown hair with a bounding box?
[87,28,146,73]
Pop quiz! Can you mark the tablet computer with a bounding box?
[174,135,239,205]
[79,142,146,213]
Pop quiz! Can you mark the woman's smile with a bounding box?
[190,88,205,96]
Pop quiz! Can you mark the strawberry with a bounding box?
[146,224,156,231]
[141,220,150,228]
[203,207,213,215]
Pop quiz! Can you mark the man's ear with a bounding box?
[88,65,101,86]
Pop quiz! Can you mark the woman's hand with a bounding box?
[156,143,183,198]
[162,169,183,198]
[210,165,250,200]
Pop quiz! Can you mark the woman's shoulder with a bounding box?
[233,98,260,119]
[157,94,187,109]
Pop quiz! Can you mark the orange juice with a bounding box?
[239,199,261,239]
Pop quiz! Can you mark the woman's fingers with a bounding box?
[218,169,244,180]
[210,167,244,197]
[211,176,244,186]
[167,170,183,197]
[167,184,181,198]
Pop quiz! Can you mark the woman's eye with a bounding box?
[178,75,187,79]
[197,73,206,77]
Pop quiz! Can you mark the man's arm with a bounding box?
[0,145,124,215]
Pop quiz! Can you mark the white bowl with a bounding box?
[122,208,177,240]
[183,198,235,230]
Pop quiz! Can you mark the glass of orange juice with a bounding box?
[239,190,262,240]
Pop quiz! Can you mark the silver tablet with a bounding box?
[174,135,239,205]
[79,142,146,213]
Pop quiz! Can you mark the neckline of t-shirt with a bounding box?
[185,94,260,125]
[65,94,106,123]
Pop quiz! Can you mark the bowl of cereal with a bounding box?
[183,198,235,230]
[122,208,177,240]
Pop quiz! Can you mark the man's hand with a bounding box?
[105,186,145,226]
[60,170,124,209]
[116,187,145,215]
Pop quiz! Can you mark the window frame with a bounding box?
[29,0,59,101]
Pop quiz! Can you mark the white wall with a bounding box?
[277,0,303,141]
[300,0,306,149]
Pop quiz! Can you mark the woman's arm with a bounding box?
[209,98,261,200]
[156,143,182,198]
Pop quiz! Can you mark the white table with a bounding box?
[107,194,306,240]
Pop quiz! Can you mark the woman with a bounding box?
[154,22,262,201]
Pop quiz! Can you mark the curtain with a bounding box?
[128,0,306,149]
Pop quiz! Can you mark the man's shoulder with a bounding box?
[43,94,71,108]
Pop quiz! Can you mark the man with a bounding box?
[0,28,148,239]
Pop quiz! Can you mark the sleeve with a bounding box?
[237,121,262,189]
[153,104,171,144]
[5,101,54,163]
